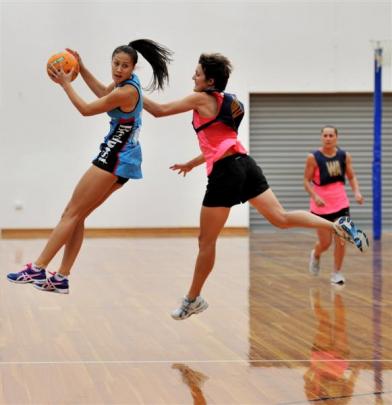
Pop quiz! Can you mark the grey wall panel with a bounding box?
[249,94,392,232]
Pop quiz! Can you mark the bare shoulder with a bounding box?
[189,92,209,104]
[345,151,353,162]
[175,92,213,112]
[305,153,317,167]
[194,92,219,116]
[306,152,316,161]
[118,83,138,94]
[112,84,139,102]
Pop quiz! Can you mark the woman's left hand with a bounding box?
[355,192,364,205]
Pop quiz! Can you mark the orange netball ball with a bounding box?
[47,50,79,81]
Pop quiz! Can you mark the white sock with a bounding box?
[32,263,45,272]
[54,273,67,281]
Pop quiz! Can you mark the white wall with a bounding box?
[0,0,391,229]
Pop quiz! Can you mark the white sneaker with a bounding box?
[330,272,345,285]
[171,296,209,320]
[309,250,320,276]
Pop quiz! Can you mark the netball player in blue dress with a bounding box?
[7,39,172,293]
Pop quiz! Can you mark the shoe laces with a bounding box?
[23,263,33,271]
[180,297,193,311]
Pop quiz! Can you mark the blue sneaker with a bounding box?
[7,263,46,284]
[34,273,69,294]
[333,216,369,253]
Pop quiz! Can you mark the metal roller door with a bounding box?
[249,93,392,232]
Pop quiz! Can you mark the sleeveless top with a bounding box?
[95,74,143,179]
[310,148,349,214]
[192,92,247,175]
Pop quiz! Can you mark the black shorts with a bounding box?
[311,207,350,222]
[116,175,129,185]
[203,154,269,208]
[92,162,129,185]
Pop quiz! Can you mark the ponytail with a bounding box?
[111,39,172,91]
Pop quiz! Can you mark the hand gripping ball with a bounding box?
[47,50,79,81]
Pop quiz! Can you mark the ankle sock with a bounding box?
[54,273,67,281]
[31,263,45,272]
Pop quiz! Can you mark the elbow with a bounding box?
[80,107,94,117]
[148,109,165,118]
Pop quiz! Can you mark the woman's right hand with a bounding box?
[66,48,84,69]
[313,194,326,207]
[170,163,193,177]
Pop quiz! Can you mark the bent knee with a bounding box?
[268,212,290,229]
[61,206,86,223]
[319,240,332,250]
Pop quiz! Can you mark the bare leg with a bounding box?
[35,166,118,268]
[57,182,123,276]
[249,189,336,230]
[187,206,230,300]
[333,234,346,272]
[313,228,333,260]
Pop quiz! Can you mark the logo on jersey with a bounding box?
[97,123,133,165]
[326,160,342,177]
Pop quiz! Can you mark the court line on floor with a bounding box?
[278,390,391,405]
[0,359,391,365]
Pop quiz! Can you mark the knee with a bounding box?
[61,205,85,223]
[318,239,332,251]
[198,234,217,250]
[268,212,290,229]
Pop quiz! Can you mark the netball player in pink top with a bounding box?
[144,53,367,320]
[304,126,364,285]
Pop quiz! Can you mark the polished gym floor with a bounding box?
[0,232,390,404]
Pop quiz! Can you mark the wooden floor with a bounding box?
[0,232,390,404]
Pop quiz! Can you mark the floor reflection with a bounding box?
[372,239,384,402]
[172,363,209,405]
[304,288,359,403]
[248,233,391,404]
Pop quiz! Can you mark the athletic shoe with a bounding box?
[171,296,208,320]
[333,216,369,253]
[309,249,321,276]
[7,263,46,284]
[34,273,69,294]
[330,271,345,285]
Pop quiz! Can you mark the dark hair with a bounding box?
[198,53,232,92]
[112,39,173,91]
[321,125,338,135]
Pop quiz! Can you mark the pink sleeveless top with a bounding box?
[193,93,247,175]
[310,167,349,214]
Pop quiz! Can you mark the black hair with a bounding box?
[198,53,232,92]
[112,39,173,91]
[321,125,338,135]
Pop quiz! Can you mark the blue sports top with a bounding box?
[94,74,144,179]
